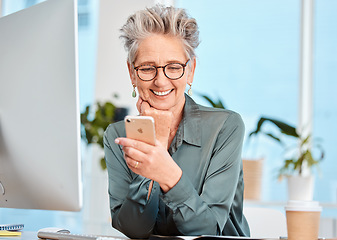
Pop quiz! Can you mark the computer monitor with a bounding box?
[0,0,82,211]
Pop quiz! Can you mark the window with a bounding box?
[313,0,337,216]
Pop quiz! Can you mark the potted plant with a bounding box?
[81,94,128,170]
[249,116,324,200]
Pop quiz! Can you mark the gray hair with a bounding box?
[120,5,200,64]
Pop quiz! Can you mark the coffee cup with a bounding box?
[285,200,322,240]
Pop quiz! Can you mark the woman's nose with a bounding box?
[153,67,170,86]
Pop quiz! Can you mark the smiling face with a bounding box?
[128,34,195,112]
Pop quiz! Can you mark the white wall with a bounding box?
[94,0,156,115]
[94,0,175,113]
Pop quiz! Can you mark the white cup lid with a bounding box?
[285,200,322,212]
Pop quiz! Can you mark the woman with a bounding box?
[103,5,250,238]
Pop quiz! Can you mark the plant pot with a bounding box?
[287,175,314,201]
[242,158,264,200]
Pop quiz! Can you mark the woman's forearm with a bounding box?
[111,178,160,239]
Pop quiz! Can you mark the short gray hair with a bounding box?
[120,5,200,64]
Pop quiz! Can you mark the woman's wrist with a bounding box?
[159,167,182,193]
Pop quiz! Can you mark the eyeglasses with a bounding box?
[133,59,190,81]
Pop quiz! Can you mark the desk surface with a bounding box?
[0,232,278,240]
[0,232,38,240]
[1,232,337,240]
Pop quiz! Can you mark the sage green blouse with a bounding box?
[103,95,250,239]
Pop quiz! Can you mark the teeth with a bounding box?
[153,90,172,96]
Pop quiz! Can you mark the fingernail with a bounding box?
[115,139,120,144]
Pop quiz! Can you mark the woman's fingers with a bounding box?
[136,97,143,114]
[117,137,180,189]
[116,137,162,166]
[140,101,151,115]
[122,145,148,164]
[136,96,152,115]
[124,153,140,169]
[115,137,154,155]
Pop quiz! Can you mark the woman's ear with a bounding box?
[127,61,136,86]
[187,57,196,86]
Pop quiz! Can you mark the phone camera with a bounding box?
[126,119,131,123]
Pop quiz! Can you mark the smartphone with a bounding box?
[124,116,156,145]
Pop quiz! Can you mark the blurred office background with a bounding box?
[0,0,336,237]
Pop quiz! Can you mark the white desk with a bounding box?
[0,232,38,240]
[2,232,337,240]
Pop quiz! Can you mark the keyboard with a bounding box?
[37,231,127,240]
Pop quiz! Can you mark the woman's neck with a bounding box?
[167,97,185,148]
[170,97,185,130]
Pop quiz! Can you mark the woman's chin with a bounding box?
[148,93,173,108]
[149,101,172,110]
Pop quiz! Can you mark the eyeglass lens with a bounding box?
[137,63,185,81]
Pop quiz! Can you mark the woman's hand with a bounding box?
[115,137,182,192]
[136,97,173,149]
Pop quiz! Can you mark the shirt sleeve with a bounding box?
[161,112,246,236]
[103,123,160,239]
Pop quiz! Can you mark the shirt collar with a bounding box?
[182,94,202,147]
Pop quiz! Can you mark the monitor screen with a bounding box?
[0,0,82,211]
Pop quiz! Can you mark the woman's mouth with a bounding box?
[151,89,173,96]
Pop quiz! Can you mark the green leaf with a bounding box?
[264,133,282,143]
[100,157,107,170]
[249,117,299,139]
[196,93,226,109]
[301,135,311,147]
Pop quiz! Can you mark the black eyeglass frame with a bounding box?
[133,59,190,81]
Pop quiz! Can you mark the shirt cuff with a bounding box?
[127,175,153,208]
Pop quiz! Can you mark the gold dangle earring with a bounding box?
[187,83,192,96]
[132,84,137,98]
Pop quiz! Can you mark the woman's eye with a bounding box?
[139,67,155,73]
[167,65,182,71]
